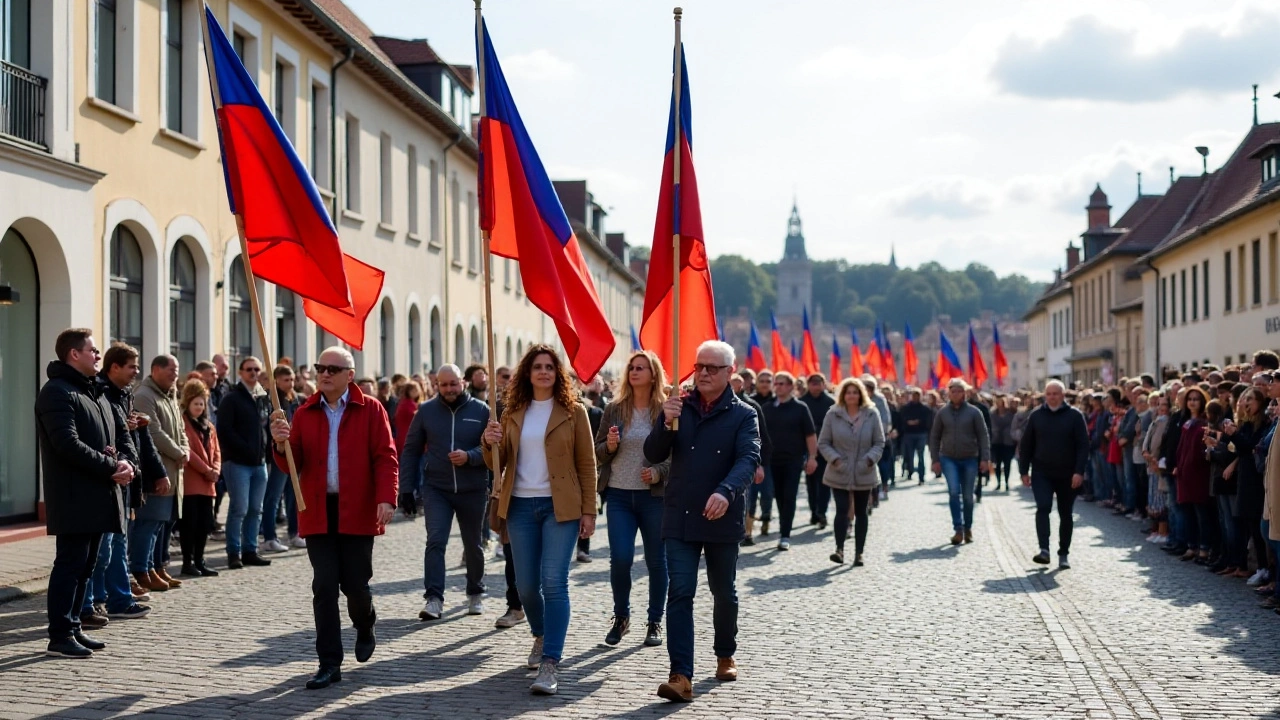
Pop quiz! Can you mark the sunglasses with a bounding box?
[242,367,262,374]
[693,363,729,374]
[314,364,352,376]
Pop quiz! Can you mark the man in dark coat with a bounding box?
[35,329,136,658]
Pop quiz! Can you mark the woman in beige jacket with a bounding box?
[818,378,885,566]
[483,344,596,696]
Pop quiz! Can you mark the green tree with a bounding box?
[710,255,774,319]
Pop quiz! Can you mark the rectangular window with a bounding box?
[407,145,419,235]
[232,31,245,62]
[1225,250,1232,312]
[1160,276,1168,328]
[1180,268,1187,324]
[1052,313,1058,348]
[1203,259,1209,318]
[1105,270,1112,328]
[1191,264,1199,321]
[274,60,285,122]
[504,257,511,290]
[344,114,360,212]
[95,0,116,103]
[467,191,478,271]
[428,159,440,245]
[451,176,461,261]
[1271,232,1278,302]
[1239,244,1247,309]
[1066,307,1071,342]
[1253,238,1263,305]
[165,0,183,132]
[379,133,392,225]
[309,80,330,187]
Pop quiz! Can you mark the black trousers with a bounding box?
[1032,473,1077,555]
[771,458,805,539]
[832,489,871,554]
[805,457,831,521]
[503,542,522,610]
[180,495,214,566]
[306,495,375,667]
[48,533,102,639]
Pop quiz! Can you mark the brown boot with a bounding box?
[964,530,974,544]
[657,673,693,702]
[715,657,738,681]
[144,569,170,591]
[156,567,182,588]
[950,531,964,546]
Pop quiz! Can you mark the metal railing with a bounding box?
[0,60,47,148]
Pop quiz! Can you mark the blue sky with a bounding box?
[346,0,1280,281]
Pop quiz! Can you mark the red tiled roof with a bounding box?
[371,36,442,65]
[452,65,475,92]
[1112,194,1161,230]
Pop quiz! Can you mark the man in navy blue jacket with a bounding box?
[399,364,491,622]
[645,341,760,703]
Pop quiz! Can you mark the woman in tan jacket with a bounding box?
[483,344,596,696]
[180,380,221,577]
[817,378,885,566]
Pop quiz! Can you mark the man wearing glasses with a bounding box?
[216,357,274,569]
[270,346,398,690]
[647,341,760,702]
[761,372,818,551]
[37,329,136,658]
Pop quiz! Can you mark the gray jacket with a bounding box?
[594,401,672,496]
[133,376,189,499]
[929,401,991,463]
[399,392,491,495]
[818,405,885,490]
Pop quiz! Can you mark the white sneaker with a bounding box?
[1058,554,1071,570]
[495,608,525,629]
[777,538,791,551]
[419,597,443,621]
[527,636,544,669]
[289,535,307,549]
[878,489,888,501]
[262,539,289,553]
[495,545,505,560]
[1248,568,1271,586]
[576,550,592,563]
[467,594,484,616]
[530,659,558,695]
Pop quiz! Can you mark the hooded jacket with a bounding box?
[399,391,491,495]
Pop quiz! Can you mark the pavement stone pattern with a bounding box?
[1,478,1278,719]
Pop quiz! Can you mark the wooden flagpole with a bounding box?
[201,8,304,512]
[670,7,683,429]
[476,0,501,472]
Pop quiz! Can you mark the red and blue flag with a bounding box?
[790,339,801,376]
[799,306,820,378]
[992,321,1009,387]
[879,322,898,382]
[745,320,766,371]
[937,329,963,382]
[630,325,641,353]
[927,362,940,390]
[849,327,865,377]
[640,45,717,383]
[770,311,790,374]
[968,323,989,388]
[903,322,918,383]
[829,333,842,385]
[865,324,883,378]
[478,20,614,380]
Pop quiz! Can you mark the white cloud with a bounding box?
[501,49,578,83]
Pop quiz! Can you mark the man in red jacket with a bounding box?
[270,346,398,690]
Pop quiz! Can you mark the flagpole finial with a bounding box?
[674,7,683,20]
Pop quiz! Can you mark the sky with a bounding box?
[345,0,1280,282]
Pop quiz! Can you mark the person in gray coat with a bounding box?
[929,379,991,546]
[818,378,885,566]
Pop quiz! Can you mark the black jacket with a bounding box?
[399,392,491,495]
[35,361,134,535]
[1016,402,1090,479]
[736,392,772,466]
[799,391,836,436]
[762,398,816,465]
[216,382,272,466]
[645,387,760,544]
[899,401,934,436]
[97,374,167,508]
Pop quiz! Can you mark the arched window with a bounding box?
[454,325,465,366]
[470,326,482,363]
[109,225,144,349]
[408,305,421,375]
[379,298,394,377]
[505,337,512,367]
[429,307,442,372]
[169,239,197,370]
[275,287,296,364]
[227,256,253,368]
[517,340,523,360]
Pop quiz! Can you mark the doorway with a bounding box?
[0,226,38,522]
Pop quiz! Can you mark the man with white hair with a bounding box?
[269,346,399,690]
[646,340,760,702]
[1018,380,1090,569]
[929,379,991,546]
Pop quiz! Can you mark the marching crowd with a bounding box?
[33,325,1280,704]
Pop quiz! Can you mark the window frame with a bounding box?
[307,63,331,189]
[270,37,299,143]
[108,225,145,350]
[344,113,361,213]
[169,239,197,370]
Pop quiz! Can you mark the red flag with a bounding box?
[849,327,865,378]
[829,333,843,385]
[769,311,791,374]
[745,321,766,371]
[992,322,1009,387]
[203,8,350,310]
[880,323,898,383]
[799,306,820,378]
[303,254,385,350]
[903,323,918,384]
[937,330,964,382]
[479,21,615,380]
[639,44,717,384]
[968,323,989,388]
[865,338,882,379]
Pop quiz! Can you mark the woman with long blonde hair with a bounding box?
[596,350,671,647]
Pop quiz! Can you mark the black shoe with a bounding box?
[106,604,151,620]
[644,622,664,647]
[241,552,272,567]
[227,552,243,569]
[197,563,220,577]
[739,535,755,547]
[1033,550,1051,565]
[816,517,827,530]
[1161,544,1186,554]
[355,626,376,663]
[853,554,864,567]
[305,665,342,689]
[46,637,93,658]
[605,616,630,646]
[180,564,201,577]
[73,632,106,650]
[78,611,108,629]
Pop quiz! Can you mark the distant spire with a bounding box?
[1169,166,1175,185]
[889,243,898,270]
[1137,171,1142,196]
[1254,83,1260,126]
[783,201,807,260]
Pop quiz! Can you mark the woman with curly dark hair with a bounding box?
[483,344,597,696]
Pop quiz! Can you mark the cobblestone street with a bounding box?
[1,479,1278,719]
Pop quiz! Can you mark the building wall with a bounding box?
[1046,292,1073,380]
[1026,306,1047,387]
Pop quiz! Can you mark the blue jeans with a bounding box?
[901,434,927,479]
[940,456,978,532]
[605,488,667,623]
[423,485,488,601]
[83,531,133,613]
[747,465,775,520]
[129,494,174,574]
[878,437,896,487]
[1122,460,1136,509]
[1262,520,1280,597]
[261,463,290,542]
[283,472,299,538]
[1090,451,1108,499]
[1165,488,1183,545]
[1217,494,1239,565]
[506,496,579,664]
[223,461,268,555]
[666,537,738,678]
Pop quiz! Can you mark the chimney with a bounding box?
[1086,184,1111,230]
[629,257,649,280]
[1066,242,1081,271]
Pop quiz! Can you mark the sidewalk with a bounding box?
[0,524,56,603]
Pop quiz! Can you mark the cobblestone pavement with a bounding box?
[2,479,1279,719]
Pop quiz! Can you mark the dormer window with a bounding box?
[1265,153,1279,184]
[1248,140,1280,186]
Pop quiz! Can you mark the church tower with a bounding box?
[776,202,812,318]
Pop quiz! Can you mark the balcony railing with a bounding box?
[0,60,47,149]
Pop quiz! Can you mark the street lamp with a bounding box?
[1195,146,1209,175]
[0,284,19,305]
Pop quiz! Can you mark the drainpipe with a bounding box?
[1144,258,1162,381]
[440,131,464,364]
[329,47,355,224]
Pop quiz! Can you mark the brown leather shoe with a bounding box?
[130,581,149,598]
[964,530,974,544]
[657,673,693,702]
[156,568,182,588]
[950,532,963,545]
[144,570,170,591]
[715,657,738,681]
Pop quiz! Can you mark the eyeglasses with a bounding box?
[242,367,262,374]
[693,363,729,375]
[314,364,352,376]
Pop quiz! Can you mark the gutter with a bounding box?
[330,46,354,223]
[440,131,464,364]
